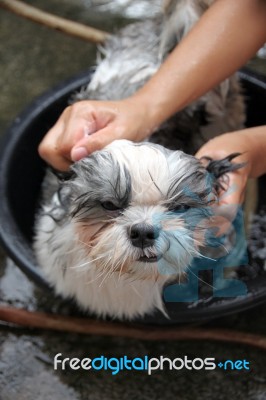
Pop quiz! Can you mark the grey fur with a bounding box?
[69,151,132,220]
[34,0,246,319]
[38,142,216,231]
[73,0,245,154]
[73,19,162,101]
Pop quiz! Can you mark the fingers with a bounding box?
[38,101,110,170]
[195,132,252,208]
[218,171,247,206]
[204,171,247,238]
[70,124,126,161]
[38,110,71,171]
[38,97,152,170]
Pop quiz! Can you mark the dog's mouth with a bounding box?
[138,254,163,263]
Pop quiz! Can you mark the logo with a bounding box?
[54,354,250,375]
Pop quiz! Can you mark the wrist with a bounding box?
[122,94,161,139]
[128,90,172,136]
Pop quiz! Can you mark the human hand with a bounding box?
[38,97,154,171]
[195,131,253,208]
[195,130,258,241]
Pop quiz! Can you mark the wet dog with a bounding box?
[34,0,245,319]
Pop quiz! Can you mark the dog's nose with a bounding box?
[129,223,159,248]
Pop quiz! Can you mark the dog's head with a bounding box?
[65,140,242,281]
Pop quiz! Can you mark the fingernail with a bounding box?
[71,147,88,162]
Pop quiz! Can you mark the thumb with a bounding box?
[70,125,117,161]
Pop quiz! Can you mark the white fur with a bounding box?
[34,0,245,320]
[34,141,208,319]
[35,220,168,319]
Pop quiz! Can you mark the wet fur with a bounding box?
[34,0,245,320]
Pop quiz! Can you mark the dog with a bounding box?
[34,140,244,319]
[34,0,245,320]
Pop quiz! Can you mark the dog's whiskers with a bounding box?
[186,266,217,291]
[70,253,107,270]
[130,284,143,299]
[85,268,109,285]
[77,239,93,249]
[98,266,116,288]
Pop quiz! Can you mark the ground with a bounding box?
[0,1,266,399]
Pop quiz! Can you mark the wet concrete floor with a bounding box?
[0,1,266,399]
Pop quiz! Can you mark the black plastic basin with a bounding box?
[0,68,265,324]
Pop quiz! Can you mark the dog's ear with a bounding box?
[201,153,246,192]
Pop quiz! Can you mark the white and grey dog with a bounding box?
[34,0,245,320]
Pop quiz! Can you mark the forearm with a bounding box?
[131,0,266,129]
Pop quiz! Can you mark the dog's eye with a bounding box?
[171,204,191,213]
[101,201,121,211]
